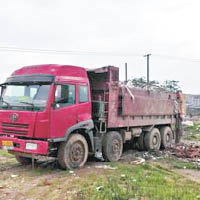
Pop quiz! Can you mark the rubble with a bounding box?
[120,149,167,163]
[120,142,200,166]
[169,143,200,159]
[121,174,126,178]
[10,174,18,178]
[130,158,145,165]
[43,180,52,186]
[94,165,117,170]
[96,186,103,191]
[182,121,194,127]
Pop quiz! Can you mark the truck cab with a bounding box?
[0,64,93,168]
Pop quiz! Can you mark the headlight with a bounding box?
[26,143,38,150]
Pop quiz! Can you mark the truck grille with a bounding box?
[2,122,29,135]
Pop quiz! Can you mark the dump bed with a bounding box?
[87,66,182,129]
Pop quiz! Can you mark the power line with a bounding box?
[1,46,200,63]
[154,54,200,63]
[0,46,141,57]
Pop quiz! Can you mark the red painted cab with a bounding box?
[0,65,93,167]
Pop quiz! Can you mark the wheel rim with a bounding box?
[70,141,85,165]
[112,139,121,156]
[153,135,158,145]
[166,134,170,143]
[152,133,160,149]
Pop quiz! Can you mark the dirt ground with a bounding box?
[1,139,200,200]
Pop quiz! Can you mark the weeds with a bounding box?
[0,149,14,158]
[165,157,200,171]
[82,163,200,200]
[183,121,200,141]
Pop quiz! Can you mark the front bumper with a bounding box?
[0,136,49,155]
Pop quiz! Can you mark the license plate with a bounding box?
[2,140,14,150]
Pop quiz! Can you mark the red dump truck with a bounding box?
[0,65,183,169]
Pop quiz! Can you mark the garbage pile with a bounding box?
[120,143,200,165]
[170,143,200,159]
[120,149,167,163]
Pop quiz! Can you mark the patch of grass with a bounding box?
[71,163,200,200]
[174,161,200,170]
[165,157,200,171]
[0,150,17,168]
[0,150,14,158]
[183,121,200,141]
[31,168,56,176]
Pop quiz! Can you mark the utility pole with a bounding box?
[125,63,128,83]
[144,54,151,84]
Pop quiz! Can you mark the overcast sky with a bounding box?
[0,0,200,94]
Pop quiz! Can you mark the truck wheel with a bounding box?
[144,128,161,150]
[160,126,173,148]
[57,134,88,169]
[102,131,123,162]
[137,132,145,151]
[15,155,32,165]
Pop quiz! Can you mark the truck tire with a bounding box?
[144,128,161,150]
[160,126,173,149]
[57,134,88,169]
[15,155,32,165]
[102,131,123,162]
[137,132,145,151]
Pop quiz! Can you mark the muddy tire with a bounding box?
[102,131,123,162]
[15,155,32,165]
[136,132,145,151]
[160,126,173,148]
[144,128,161,150]
[57,134,88,169]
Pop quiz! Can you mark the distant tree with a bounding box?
[130,77,181,92]
[130,77,159,87]
[162,80,180,92]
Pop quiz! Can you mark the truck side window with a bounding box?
[79,85,88,103]
[55,84,75,107]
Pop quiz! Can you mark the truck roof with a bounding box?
[11,64,88,78]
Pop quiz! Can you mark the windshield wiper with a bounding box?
[19,101,35,110]
[0,99,11,107]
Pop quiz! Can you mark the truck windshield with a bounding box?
[0,84,51,111]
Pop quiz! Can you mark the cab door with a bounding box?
[76,84,91,123]
[50,83,78,138]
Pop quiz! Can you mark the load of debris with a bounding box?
[169,143,200,159]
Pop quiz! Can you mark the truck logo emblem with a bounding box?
[10,113,18,122]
